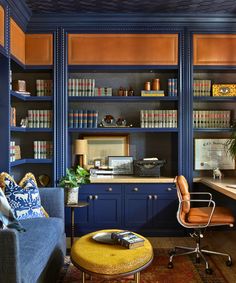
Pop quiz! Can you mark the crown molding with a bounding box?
[7,0,31,31]
[26,13,236,32]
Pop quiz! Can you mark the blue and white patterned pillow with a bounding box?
[4,176,45,220]
[0,187,25,231]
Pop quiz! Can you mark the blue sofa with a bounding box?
[0,187,66,283]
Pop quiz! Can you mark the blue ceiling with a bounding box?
[24,0,236,14]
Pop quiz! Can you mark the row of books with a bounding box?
[193,110,231,128]
[111,230,144,249]
[140,110,178,128]
[36,80,53,96]
[28,110,52,128]
[68,109,98,128]
[193,80,211,96]
[10,107,16,127]
[68,78,96,96]
[10,141,16,162]
[168,78,178,96]
[33,141,53,159]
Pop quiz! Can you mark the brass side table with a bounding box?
[66,201,89,247]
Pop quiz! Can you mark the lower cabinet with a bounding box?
[74,184,122,234]
[69,182,181,236]
[124,184,179,235]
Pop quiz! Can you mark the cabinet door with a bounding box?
[92,194,122,228]
[124,194,152,229]
[152,196,178,229]
[25,34,53,65]
[0,5,4,48]
[193,34,236,65]
[68,34,178,65]
[10,18,25,64]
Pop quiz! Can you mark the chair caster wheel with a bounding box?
[168,262,174,269]
[226,259,232,266]
[205,268,212,275]
[196,257,200,263]
[168,249,175,256]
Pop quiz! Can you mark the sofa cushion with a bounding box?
[4,175,45,220]
[19,217,64,283]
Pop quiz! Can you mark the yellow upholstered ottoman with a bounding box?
[71,229,153,283]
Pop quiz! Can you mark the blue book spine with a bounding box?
[68,109,74,128]
[92,110,98,128]
[74,110,79,128]
[78,110,83,128]
[174,79,178,96]
[82,110,88,128]
[168,79,171,96]
[87,110,93,128]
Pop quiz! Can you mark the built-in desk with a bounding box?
[195,177,236,200]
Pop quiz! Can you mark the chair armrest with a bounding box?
[0,229,21,283]
[39,187,65,221]
[189,192,212,206]
[181,199,216,228]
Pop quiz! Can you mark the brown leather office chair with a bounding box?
[168,175,235,274]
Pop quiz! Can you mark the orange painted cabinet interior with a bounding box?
[10,18,25,64]
[0,5,4,48]
[25,34,53,65]
[193,34,236,65]
[68,34,178,65]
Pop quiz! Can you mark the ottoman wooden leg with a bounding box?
[134,272,140,283]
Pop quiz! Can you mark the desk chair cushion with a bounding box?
[176,175,190,213]
[188,206,235,225]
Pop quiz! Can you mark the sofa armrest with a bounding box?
[0,229,21,283]
[39,187,65,221]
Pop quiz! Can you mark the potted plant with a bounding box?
[59,165,90,204]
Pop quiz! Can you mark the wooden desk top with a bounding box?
[90,176,175,184]
[195,177,236,200]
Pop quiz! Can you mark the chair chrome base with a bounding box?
[168,232,232,274]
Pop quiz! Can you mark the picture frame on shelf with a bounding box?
[108,156,134,175]
[82,135,129,167]
[194,138,235,170]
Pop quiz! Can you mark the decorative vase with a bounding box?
[66,187,79,204]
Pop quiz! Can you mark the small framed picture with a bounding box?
[108,156,133,175]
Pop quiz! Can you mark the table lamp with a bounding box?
[74,139,88,168]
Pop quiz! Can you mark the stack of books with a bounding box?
[193,80,211,96]
[27,110,52,128]
[168,78,178,96]
[10,107,16,126]
[36,80,53,96]
[193,110,231,128]
[140,109,178,128]
[111,230,145,249]
[33,141,53,159]
[68,109,98,128]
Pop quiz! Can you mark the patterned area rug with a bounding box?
[58,249,229,283]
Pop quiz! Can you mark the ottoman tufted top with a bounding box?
[71,229,153,275]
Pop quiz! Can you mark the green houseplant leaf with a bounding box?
[58,166,90,189]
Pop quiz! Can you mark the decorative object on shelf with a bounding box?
[213,168,223,179]
[194,139,235,170]
[212,84,236,97]
[74,139,88,168]
[141,90,165,97]
[128,87,134,96]
[118,87,124,96]
[108,156,133,175]
[134,158,166,177]
[15,145,21,160]
[144,81,151,91]
[13,80,26,92]
[20,118,28,128]
[152,78,160,91]
[94,158,102,168]
[58,165,90,205]
[38,174,50,187]
[82,135,129,167]
[100,115,130,128]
